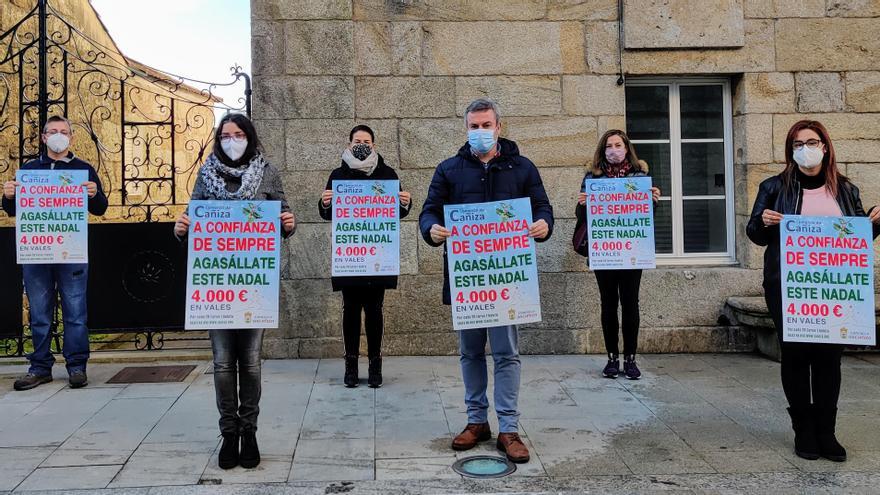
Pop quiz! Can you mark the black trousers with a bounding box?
[341,287,385,359]
[594,269,642,356]
[765,281,843,409]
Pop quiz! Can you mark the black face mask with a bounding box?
[351,143,372,161]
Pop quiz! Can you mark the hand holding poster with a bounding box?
[331,180,400,276]
[585,177,655,270]
[444,198,542,331]
[185,200,281,330]
[15,170,89,264]
[781,215,876,345]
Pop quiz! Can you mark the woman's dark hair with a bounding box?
[349,124,375,143]
[783,120,842,197]
[213,113,261,165]
[592,129,640,170]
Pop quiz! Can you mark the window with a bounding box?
[625,78,735,265]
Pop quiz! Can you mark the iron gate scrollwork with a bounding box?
[1,0,252,355]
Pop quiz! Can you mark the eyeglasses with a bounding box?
[220,133,246,142]
[792,139,822,150]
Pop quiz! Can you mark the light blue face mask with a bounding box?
[468,128,497,154]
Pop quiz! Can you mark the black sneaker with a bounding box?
[602,355,620,378]
[13,373,53,391]
[344,356,358,388]
[68,370,88,389]
[218,433,239,470]
[239,431,260,469]
[623,355,641,380]
[367,357,382,388]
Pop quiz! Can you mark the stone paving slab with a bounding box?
[288,437,374,482]
[15,465,122,492]
[0,354,879,493]
[109,441,218,489]
[0,387,123,448]
[0,448,55,492]
[42,396,177,467]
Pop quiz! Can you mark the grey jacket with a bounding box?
[184,155,294,237]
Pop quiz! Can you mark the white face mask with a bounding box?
[793,146,824,169]
[46,133,70,154]
[221,138,248,161]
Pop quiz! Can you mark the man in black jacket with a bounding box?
[419,98,553,463]
[2,116,108,390]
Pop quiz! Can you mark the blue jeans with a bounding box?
[458,325,521,433]
[22,264,90,376]
[210,329,263,435]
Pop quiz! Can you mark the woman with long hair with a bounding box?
[575,130,661,380]
[747,120,880,462]
[174,113,296,470]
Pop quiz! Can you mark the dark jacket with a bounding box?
[318,154,411,291]
[574,159,651,224]
[419,138,554,305]
[2,153,108,217]
[746,173,879,286]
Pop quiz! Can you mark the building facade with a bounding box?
[251,0,880,358]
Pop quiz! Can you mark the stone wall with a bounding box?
[252,0,880,358]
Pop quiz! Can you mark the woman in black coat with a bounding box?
[319,125,411,388]
[747,119,880,463]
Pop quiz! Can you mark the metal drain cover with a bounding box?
[452,455,516,478]
[107,365,197,384]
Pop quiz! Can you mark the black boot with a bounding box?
[814,406,847,462]
[344,356,358,388]
[239,431,261,468]
[787,407,819,460]
[368,357,382,388]
[218,433,239,469]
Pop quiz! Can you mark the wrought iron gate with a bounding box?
[0,0,252,355]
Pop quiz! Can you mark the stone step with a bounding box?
[725,294,880,328]
[724,294,880,362]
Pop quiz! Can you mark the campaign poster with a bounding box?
[15,169,89,264]
[585,177,655,270]
[781,215,876,345]
[444,198,542,331]
[185,200,281,330]
[331,180,400,276]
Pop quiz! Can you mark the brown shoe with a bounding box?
[452,423,491,451]
[497,432,530,463]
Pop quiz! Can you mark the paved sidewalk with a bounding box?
[1,353,879,494]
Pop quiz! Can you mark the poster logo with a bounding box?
[832,218,854,238]
[495,202,516,221]
[242,202,263,223]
